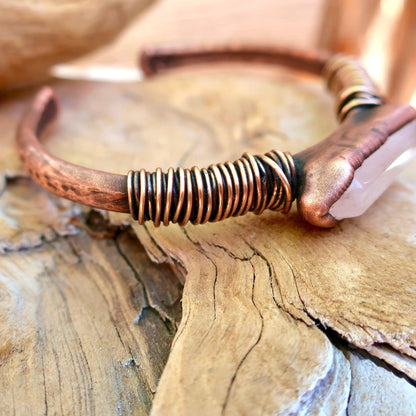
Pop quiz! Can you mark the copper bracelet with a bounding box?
[16,46,416,228]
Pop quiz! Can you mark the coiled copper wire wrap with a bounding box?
[323,54,384,121]
[127,150,296,226]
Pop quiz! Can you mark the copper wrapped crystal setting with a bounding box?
[16,46,416,227]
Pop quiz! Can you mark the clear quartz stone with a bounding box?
[329,118,416,220]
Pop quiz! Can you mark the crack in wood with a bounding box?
[181,227,219,344]
[114,234,178,332]
[221,258,264,416]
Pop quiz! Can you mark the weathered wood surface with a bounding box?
[2,64,416,414]
[0,0,155,91]
[0,86,182,414]
[0,220,181,415]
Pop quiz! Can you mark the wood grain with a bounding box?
[134,222,350,415]
[0,194,182,414]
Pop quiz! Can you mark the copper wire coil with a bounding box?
[127,150,296,226]
[323,55,384,121]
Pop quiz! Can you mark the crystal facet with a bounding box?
[329,119,416,220]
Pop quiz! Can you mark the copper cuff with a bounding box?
[17,45,412,228]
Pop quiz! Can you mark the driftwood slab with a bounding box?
[1,65,416,414]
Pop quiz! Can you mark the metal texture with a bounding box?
[16,88,128,212]
[16,46,414,228]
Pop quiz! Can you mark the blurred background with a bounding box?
[67,0,416,105]
[1,0,415,104]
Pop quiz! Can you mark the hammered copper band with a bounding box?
[17,89,128,212]
[16,46,385,227]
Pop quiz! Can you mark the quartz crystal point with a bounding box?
[329,118,416,220]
